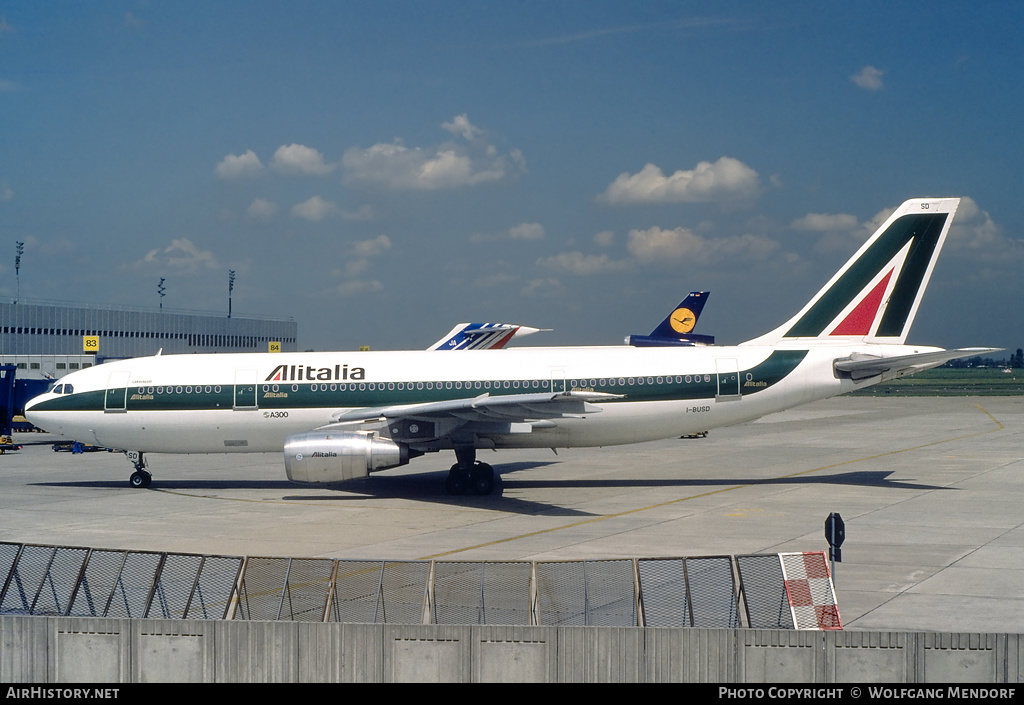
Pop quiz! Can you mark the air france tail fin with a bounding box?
[428,323,547,350]
[742,198,960,346]
[626,291,715,346]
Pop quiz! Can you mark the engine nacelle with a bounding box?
[284,431,410,484]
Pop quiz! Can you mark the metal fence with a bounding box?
[0,542,834,629]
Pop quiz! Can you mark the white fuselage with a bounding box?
[24,341,932,455]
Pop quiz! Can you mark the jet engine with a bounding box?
[284,430,410,484]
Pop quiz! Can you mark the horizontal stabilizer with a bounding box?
[834,347,1001,381]
[626,333,715,347]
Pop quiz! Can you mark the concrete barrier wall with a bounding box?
[2,616,1021,683]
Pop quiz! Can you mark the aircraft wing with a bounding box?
[834,347,1001,381]
[321,390,621,443]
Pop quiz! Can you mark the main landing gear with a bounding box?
[445,447,496,496]
[126,451,152,488]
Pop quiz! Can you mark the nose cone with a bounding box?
[23,393,62,436]
[23,396,43,426]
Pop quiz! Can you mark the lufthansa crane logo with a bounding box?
[669,307,697,334]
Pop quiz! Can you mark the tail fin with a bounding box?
[428,322,546,350]
[627,291,715,346]
[742,198,960,346]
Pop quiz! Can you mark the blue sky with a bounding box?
[2,1,1022,354]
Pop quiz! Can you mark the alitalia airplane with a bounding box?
[25,198,995,495]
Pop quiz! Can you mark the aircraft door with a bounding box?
[104,371,131,412]
[233,369,259,410]
[550,369,566,393]
[715,358,741,400]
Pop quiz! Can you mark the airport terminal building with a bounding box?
[0,300,298,379]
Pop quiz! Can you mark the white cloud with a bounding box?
[599,157,761,206]
[351,234,392,258]
[521,277,564,297]
[271,143,336,176]
[793,211,868,255]
[948,197,1024,263]
[0,182,13,202]
[215,150,264,179]
[335,279,383,297]
[627,226,703,262]
[627,226,778,265]
[473,272,517,288]
[536,251,626,275]
[342,115,525,190]
[337,235,393,284]
[246,198,279,221]
[138,238,219,272]
[472,222,545,243]
[508,222,545,240]
[593,230,615,247]
[340,204,375,221]
[291,196,339,221]
[791,212,860,232]
[441,113,483,141]
[851,65,884,91]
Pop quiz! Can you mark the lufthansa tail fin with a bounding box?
[626,291,714,347]
[742,198,960,346]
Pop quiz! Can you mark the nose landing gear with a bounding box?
[126,451,152,488]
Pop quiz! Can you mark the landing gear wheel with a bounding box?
[445,464,469,495]
[126,451,150,488]
[445,461,495,496]
[446,446,498,496]
[469,463,494,495]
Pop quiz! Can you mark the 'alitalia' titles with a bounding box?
[266,364,366,383]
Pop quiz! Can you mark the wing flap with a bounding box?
[330,390,620,423]
[321,390,622,442]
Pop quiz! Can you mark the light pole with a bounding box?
[15,241,24,303]
[158,278,166,311]
[228,270,235,318]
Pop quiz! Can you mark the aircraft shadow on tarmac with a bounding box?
[34,466,949,517]
[33,461,594,517]
[497,469,951,492]
[278,461,590,515]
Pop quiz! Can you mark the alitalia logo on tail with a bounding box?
[266,364,366,382]
[782,205,952,341]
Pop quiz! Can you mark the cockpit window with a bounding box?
[63,384,73,394]
[51,384,64,394]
